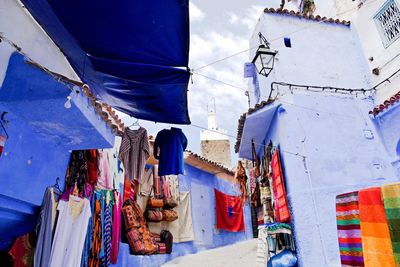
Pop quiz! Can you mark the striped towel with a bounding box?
[336,191,364,266]
[382,183,400,267]
[359,187,395,267]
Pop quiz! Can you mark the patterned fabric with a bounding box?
[101,201,112,267]
[271,148,290,222]
[359,187,395,267]
[119,127,150,182]
[80,196,94,267]
[166,175,180,202]
[336,191,364,267]
[89,196,102,267]
[382,183,400,266]
[9,233,35,267]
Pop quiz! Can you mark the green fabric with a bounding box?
[337,219,360,225]
[383,198,400,209]
[339,247,363,252]
[385,208,400,219]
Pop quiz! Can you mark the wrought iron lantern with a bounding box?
[252,33,277,77]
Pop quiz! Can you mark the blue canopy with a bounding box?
[21,0,191,124]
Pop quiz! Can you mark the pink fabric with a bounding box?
[110,191,121,264]
[162,176,170,199]
[98,150,112,189]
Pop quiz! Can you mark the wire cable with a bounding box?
[193,0,380,71]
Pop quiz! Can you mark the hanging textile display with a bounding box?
[214,189,245,232]
[336,191,364,267]
[271,148,291,223]
[34,187,61,267]
[9,232,36,267]
[359,187,395,267]
[0,134,6,157]
[235,161,249,203]
[119,127,150,182]
[49,198,92,267]
[154,128,187,176]
[381,183,400,266]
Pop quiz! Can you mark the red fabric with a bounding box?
[271,148,291,222]
[123,176,131,202]
[9,233,35,267]
[214,189,245,232]
[85,149,98,185]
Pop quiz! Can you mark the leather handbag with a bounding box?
[122,201,140,230]
[146,209,163,222]
[162,209,178,222]
[148,198,164,209]
[164,198,178,209]
[126,229,145,254]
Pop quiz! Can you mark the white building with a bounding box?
[200,99,232,168]
[240,1,400,266]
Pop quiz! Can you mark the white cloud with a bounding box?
[189,2,205,22]
[226,5,264,31]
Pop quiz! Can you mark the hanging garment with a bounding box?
[98,150,112,190]
[271,148,290,223]
[148,192,194,243]
[235,161,248,203]
[138,167,154,196]
[9,232,36,267]
[119,127,150,182]
[101,199,112,267]
[359,187,395,267]
[80,195,94,267]
[154,128,187,176]
[49,198,91,267]
[382,183,400,266]
[110,191,121,264]
[165,175,180,203]
[85,150,98,185]
[214,189,245,232]
[336,191,364,267]
[153,165,163,199]
[89,195,102,267]
[34,187,60,267]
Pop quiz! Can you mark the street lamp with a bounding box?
[252,33,277,78]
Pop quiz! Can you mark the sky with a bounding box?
[121,1,269,166]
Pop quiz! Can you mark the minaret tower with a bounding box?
[200,98,231,168]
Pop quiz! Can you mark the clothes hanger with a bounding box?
[128,117,141,130]
[53,177,61,193]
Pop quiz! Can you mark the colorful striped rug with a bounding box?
[336,191,364,266]
[382,183,400,267]
[359,187,395,267]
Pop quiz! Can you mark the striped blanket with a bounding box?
[336,191,364,266]
[359,187,395,267]
[382,183,400,267]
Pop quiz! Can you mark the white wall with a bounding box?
[249,12,372,104]
[353,0,400,103]
[0,0,79,86]
[264,91,397,266]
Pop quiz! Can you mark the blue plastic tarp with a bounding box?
[21,0,191,124]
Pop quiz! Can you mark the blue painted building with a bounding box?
[238,4,400,266]
[114,152,252,266]
[0,52,123,250]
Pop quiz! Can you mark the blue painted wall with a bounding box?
[0,53,115,250]
[242,92,398,266]
[114,164,252,267]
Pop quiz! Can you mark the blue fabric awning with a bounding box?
[239,104,281,159]
[21,0,191,124]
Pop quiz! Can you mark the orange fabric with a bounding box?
[336,214,359,220]
[89,198,102,267]
[359,187,395,267]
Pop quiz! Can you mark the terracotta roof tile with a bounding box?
[82,84,125,136]
[185,150,234,175]
[264,8,351,26]
[369,90,400,117]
